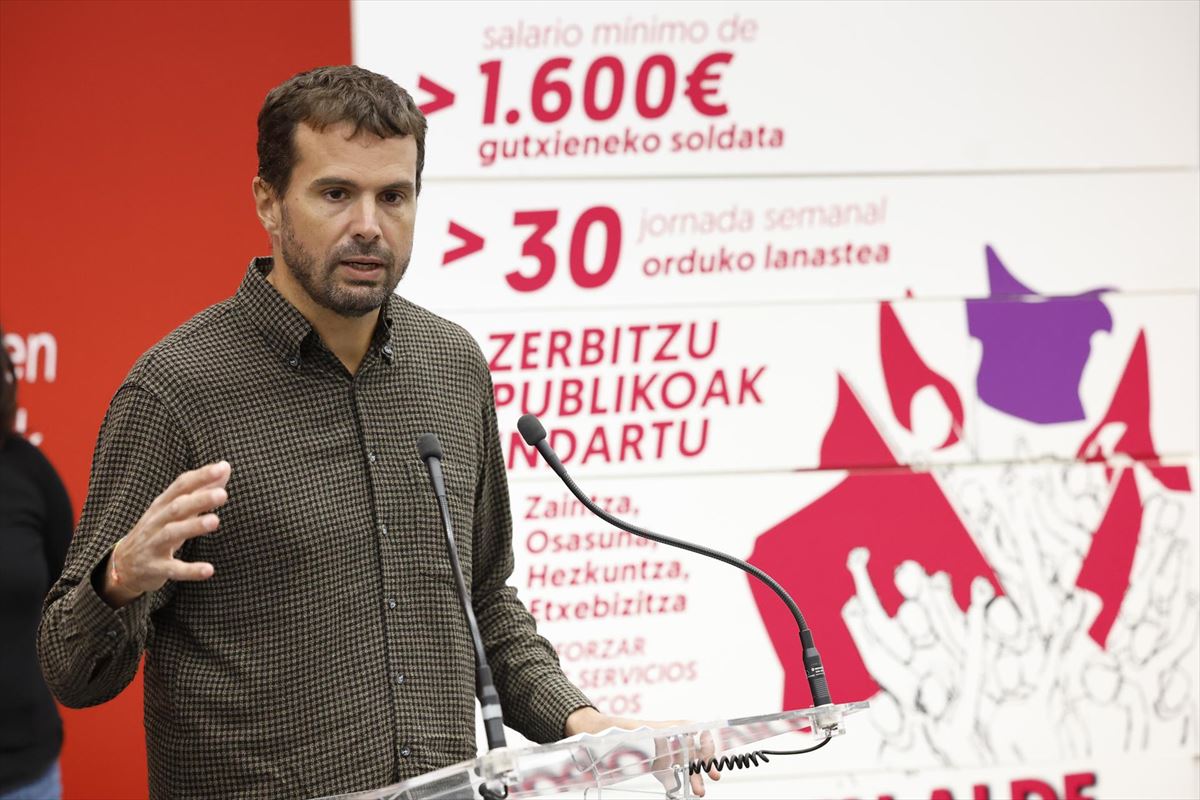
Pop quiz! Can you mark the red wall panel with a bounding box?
[0,2,350,796]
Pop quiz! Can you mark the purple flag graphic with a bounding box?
[966,246,1112,424]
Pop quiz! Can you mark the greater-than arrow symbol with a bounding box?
[443,221,484,265]
[417,75,455,115]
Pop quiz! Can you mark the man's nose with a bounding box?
[349,197,382,241]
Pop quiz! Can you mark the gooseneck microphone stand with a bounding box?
[515,414,833,711]
[417,433,510,800]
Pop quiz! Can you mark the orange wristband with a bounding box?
[109,537,125,586]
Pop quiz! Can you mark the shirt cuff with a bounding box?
[517,671,594,744]
[67,555,153,647]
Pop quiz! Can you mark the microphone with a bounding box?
[516,415,834,711]
[416,433,510,767]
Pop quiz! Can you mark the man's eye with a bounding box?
[325,189,348,201]
[382,191,405,204]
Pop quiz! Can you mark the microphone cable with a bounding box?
[689,734,830,776]
[517,414,833,710]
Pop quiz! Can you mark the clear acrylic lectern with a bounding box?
[317,702,867,800]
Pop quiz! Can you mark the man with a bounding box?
[38,66,715,799]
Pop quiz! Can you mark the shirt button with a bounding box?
[380,523,388,536]
[385,598,397,610]
[288,356,300,368]
[106,630,118,639]
[368,452,377,464]
[382,345,393,357]
[399,747,412,758]
[395,674,406,685]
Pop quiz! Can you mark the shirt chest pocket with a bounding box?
[401,457,477,591]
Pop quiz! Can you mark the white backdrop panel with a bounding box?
[460,293,1197,476]
[403,170,1200,310]
[354,0,1200,177]
[495,460,1199,794]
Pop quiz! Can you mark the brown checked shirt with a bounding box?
[38,258,591,799]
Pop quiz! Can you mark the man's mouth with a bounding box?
[340,258,385,273]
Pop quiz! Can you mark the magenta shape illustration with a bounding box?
[1074,467,1144,647]
[1072,330,1192,647]
[1077,329,1192,492]
[749,375,1001,707]
[966,246,1112,424]
[881,301,964,451]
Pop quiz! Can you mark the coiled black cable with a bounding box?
[688,735,831,776]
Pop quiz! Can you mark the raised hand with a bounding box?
[101,461,231,608]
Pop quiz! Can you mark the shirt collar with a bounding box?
[235,256,398,367]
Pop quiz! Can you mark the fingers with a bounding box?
[121,463,229,592]
[155,461,231,510]
[700,731,720,781]
[688,745,705,796]
[164,558,215,582]
[689,730,719,796]
[162,513,222,544]
[157,485,229,526]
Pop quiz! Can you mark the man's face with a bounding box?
[268,121,417,318]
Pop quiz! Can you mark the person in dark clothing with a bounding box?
[0,328,72,800]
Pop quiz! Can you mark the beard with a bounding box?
[278,205,409,318]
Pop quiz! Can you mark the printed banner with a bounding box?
[404,171,1200,310]
[354,1,1200,177]
[500,459,1199,795]
[444,293,1198,476]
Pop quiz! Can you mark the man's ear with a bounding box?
[252,176,281,237]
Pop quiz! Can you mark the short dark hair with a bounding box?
[257,65,427,195]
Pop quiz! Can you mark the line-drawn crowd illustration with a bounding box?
[750,247,1198,770]
[848,460,1197,768]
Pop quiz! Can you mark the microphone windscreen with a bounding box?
[517,414,547,446]
[416,433,443,462]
